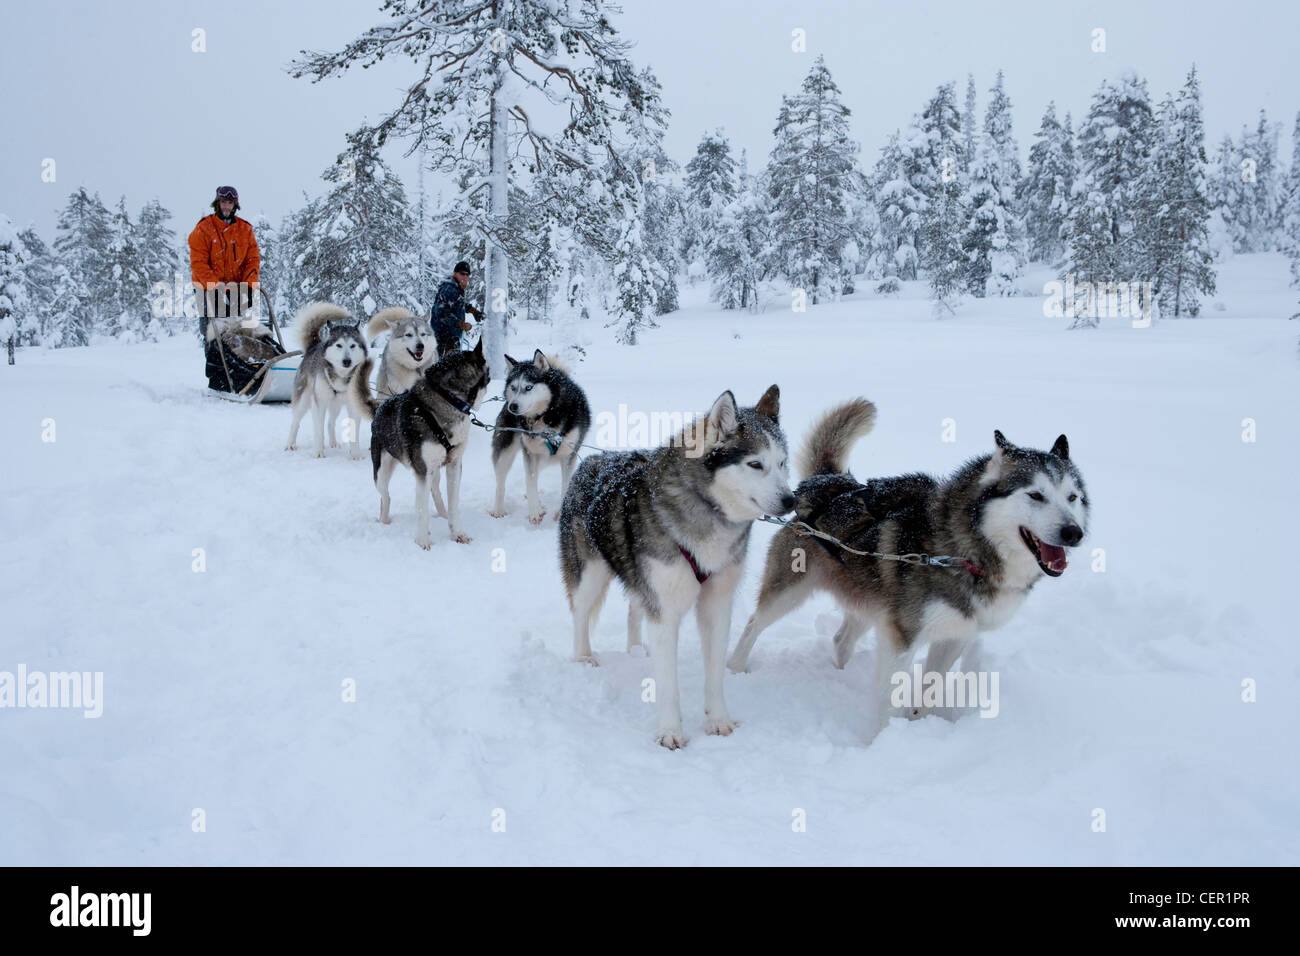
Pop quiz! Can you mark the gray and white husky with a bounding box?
[490,350,592,524]
[365,306,437,397]
[348,340,491,549]
[285,302,367,459]
[726,399,1090,729]
[558,386,794,749]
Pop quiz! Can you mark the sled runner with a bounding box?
[205,288,302,404]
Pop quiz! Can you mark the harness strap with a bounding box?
[413,402,454,454]
[678,545,711,584]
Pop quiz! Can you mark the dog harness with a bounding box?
[800,486,987,579]
[677,545,711,584]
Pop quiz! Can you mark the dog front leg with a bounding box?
[412,471,431,549]
[697,562,742,736]
[311,390,327,458]
[490,439,518,518]
[445,458,470,543]
[524,451,544,524]
[326,397,341,448]
[648,610,687,749]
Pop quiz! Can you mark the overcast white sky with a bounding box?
[2,0,1297,243]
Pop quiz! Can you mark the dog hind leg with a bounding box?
[727,569,816,673]
[570,560,613,665]
[490,438,518,518]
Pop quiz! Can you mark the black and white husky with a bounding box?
[558,386,794,749]
[726,399,1091,729]
[489,350,592,524]
[365,306,437,397]
[284,302,367,459]
[348,340,491,549]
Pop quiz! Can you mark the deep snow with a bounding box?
[1,254,1297,865]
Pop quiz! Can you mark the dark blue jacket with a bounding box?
[430,278,467,354]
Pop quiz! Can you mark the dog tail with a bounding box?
[798,399,877,479]
[365,306,417,342]
[295,301,353,352]
[347,356,380,423]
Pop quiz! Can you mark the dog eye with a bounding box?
[748,461,764,470]
[1028,491,1046,502]
[524,385,532,391]
[1068,493,1077,502]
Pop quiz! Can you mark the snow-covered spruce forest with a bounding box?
[3,58,1300,349]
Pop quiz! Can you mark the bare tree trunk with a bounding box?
[6,335,13,365]
[484,62,510,380]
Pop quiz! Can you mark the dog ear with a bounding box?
[504,353,519,368]
[981,430,1013,486]
[754,384,780,424]
[319,324,332,343]
[532,349,550,371]
[706,390,739,439]
[472,337,485,357]
[1050,434,1070,460]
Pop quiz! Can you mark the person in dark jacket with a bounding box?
[429,261,484,356]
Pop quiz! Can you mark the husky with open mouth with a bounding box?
[726,399,1090,731]
[365,306,437,397]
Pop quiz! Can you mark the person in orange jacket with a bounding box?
[189,185,260,343]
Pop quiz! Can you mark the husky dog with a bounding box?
[365,306,437,397]
[285,302,367,459]
[348,340,490,549]
[726,399,1090,729]
[558,386,794,749]
[489,350,592,524]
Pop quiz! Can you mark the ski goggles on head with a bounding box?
[215,186,238,201]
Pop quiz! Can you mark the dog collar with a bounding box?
[431,382,472,414]
[678,545,710,583]
[962,559,986,578]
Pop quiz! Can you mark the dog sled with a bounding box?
[205,288,302,404]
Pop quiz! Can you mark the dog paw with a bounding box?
[488,509,507,518]
[528,510,546,525]
[574,653,599,666]
[726,654,750,674]
[415,535,431,550]
[284,443,296,452]
[329,439,339,449]
[626,643,648,659]
[452,532,472,544]
[349,450,362,461]
[656,729,688,750]
[704,715,739,737]
[314,450,326,459]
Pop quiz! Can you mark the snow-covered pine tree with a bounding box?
[707,152,770,310]
[867,129,924,285]
[0,215,26,363]
[1281,113,1300,319]
[293,129,419,319]
[917,82,966,311]
[962,74,978,173]
[610,193,663,345]
[105,197,148,339]
[765,56,867,304]
[136,199,179,335]
[1209,134,1247,254]
[682,129,738,272]
[292,0,665,373]
[16,228,56,347]
[1066,73,1157,286]
[52,188,115,346]
[960,71,1027,296]
[1236,110,1282,252]
[249,213,278,320]
[1021,102,1075,263]
[1141,67,1215,317]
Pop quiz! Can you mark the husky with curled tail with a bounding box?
[365,306,437,397]
[726,399,1091,733]
[558,386,794,750]
[348,340,491,549]
[489,350,591,524]
[285,302,367,459]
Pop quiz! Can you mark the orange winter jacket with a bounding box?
[188,214,260,289]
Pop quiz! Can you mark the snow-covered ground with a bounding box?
[2,254,1297,865]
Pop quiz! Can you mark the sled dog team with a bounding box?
[284,301,1092,749]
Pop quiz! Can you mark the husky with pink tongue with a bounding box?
[727,402,1090,735]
